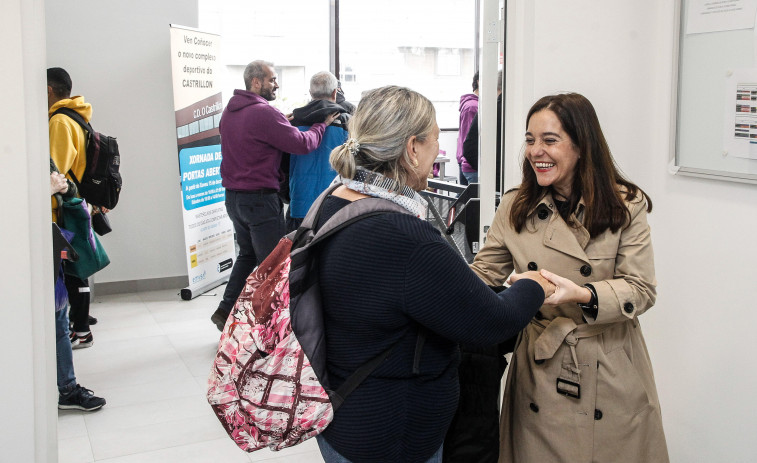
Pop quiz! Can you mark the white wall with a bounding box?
[45,0,200,284]
[505,1,757,461]
[1,0,58,461]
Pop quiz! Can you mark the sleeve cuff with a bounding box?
[591,279,637,323]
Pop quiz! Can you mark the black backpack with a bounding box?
[52,108,122,209]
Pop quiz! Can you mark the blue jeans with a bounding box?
[316,434,443,463]
[219,190,286,313]
[462,171,478,184]
[55,308,77,394]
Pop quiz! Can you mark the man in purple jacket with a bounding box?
[211,60,337,330]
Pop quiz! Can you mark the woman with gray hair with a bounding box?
[312,85,557,462]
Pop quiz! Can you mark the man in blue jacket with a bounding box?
[211,61,337,330]
[284,71,351,232]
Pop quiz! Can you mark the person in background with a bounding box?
[211,60,338,331]
[461,70,503,189]
[456,71,479,185]
[313,85,560,463]
[470,92,669,462]
[284,71,350,232]
[47,67,97,349]
[335,80,356,115]
[50,160,106,411]
[443,72,505,463]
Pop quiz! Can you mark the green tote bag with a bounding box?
[59,197,110,280]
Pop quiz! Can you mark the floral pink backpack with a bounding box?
[207,185,411,452]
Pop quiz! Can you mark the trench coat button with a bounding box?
[534,359,545,365]
[537,209,549,220]
[530,403,539,413]
[623,302,634,313]
[580,265,592,277]
[594,409,603,420]
[534,311,545,320]
[528,262,538,271]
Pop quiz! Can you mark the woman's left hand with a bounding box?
[50,172,68,195]
[539,269,592,306]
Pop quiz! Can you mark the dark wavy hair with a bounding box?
[510,93,652,237]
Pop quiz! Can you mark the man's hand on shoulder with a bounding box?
[323,112,339,126]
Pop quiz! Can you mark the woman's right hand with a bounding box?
[508,271,556,299]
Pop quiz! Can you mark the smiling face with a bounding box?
[525,109,581,198]
[254,65,279,101]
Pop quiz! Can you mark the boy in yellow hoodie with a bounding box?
[48,67,96,349]
[48,67,105,411]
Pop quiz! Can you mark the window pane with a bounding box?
[199,0,330,115]
[339,0,476,128]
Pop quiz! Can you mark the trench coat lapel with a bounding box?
[540,195,591,263]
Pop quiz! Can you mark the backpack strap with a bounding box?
[291,183,411,252]
[412,327,428,375]
[290,183,341,244]
[332,325,428,410]
[51,107,93,186]
[330,338,400,410]
[51,107,93,132]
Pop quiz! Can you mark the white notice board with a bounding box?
[672,0,757,183]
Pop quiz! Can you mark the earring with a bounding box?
[413,159,419,167]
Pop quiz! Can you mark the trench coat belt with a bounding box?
[533,317,611,362]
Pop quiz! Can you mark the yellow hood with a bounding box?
[49,96,92,121]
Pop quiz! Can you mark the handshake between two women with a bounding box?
[509,268,592,307]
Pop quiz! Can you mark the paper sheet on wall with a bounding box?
[687,0,757,34]
[723,68,757,159]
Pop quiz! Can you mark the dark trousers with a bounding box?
[218,190,286,314]
[65,274,90,333]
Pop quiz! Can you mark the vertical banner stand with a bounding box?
[169,24,236,300]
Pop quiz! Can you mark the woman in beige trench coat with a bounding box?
[470,93,669,463]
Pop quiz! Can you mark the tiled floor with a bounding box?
[58,287,325,463]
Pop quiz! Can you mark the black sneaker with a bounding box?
[72,332,93,349]
[69,331,80,347]
[58,385,106,411]
[88,315,98,325]
[211,308,229,332]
